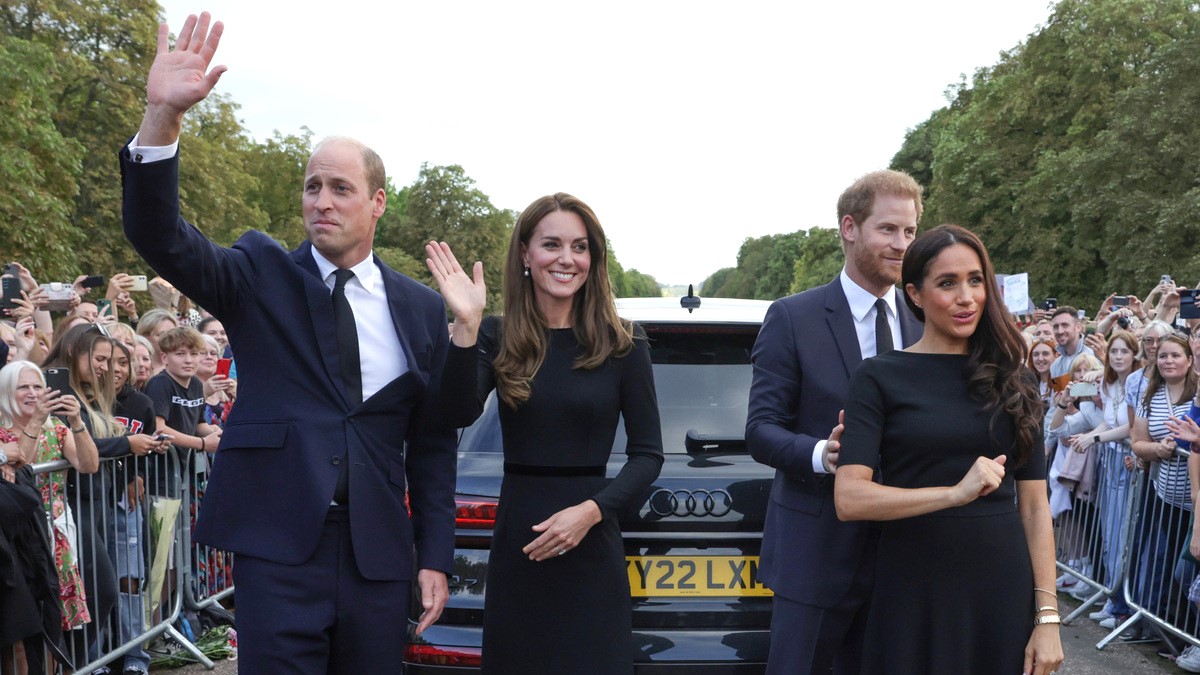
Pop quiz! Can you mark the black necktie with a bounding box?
[332,269,360,504]
[874,297,894,356]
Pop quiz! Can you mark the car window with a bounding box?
[456,322,760,455]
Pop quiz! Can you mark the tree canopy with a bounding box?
[0,0,656,309]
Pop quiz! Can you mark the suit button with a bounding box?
[331,456,342,466]
[348,418,356,424]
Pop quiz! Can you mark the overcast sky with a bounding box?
[158,0,1058,288]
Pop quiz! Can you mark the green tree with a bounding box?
[384,163,512,310]
[790,228,843,294]
[0,36,86,278]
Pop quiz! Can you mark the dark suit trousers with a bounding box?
[233,507,410,674]
[766,535,875,675]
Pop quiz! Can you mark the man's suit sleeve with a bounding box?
[746,299,824,478]
[404,297,459,574]
[120,145,246,318]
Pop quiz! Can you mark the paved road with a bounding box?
[155,600,1182,673]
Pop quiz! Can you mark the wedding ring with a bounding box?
[556,547,565,556]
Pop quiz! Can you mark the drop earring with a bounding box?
[523,266,530,277]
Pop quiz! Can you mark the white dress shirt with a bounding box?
[811,268,904,474]
[311,249,407,401]
[127,135,408,402]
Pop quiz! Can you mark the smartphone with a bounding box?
[0,277,20,312]
[42,368,77,413]
[1180,289,1200,320]
[1163,274,1174,285]
[1112,296,1129,307]
[216,358,232,378]
[80,275,105,289]
[1068,382,1099,398]
[2,263,21,285]
[95,299,112,317]
[129,275,148,292]
[1041,297,1057,311]
[39,282,75,312]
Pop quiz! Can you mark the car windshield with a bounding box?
[456,322,759,454]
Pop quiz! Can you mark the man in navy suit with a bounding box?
[746,170,924,674]
[120,13,456,673]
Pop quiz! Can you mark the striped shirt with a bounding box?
[1137,386,1193,511]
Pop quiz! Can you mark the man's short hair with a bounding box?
[158,326,206,354]
[1050,306,1079,322]
[836,170,925,228]
[313,136,386,195]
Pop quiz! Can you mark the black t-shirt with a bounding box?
[144,371,204,436]
[143,372,204,497]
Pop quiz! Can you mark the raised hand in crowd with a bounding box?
[1094,293,1115,323]
[1084,331,1107,360]
[148,276,179,312]
[10,317,37,363]
[425,241,486,347]
[1165,415,1200,446]
[203,373,236,401]
[139,11,227,145]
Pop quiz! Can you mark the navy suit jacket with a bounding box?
[746,277,921,605]
[120,148,456,582]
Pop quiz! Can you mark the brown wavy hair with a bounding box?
[1141,333,1196,412]
[902,224,1042,467]
[493,193,633,407]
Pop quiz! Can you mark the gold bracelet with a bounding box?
[1033,614,1061,626]
[21,428,38,440]
[1033,587,1058,597]
[1036,605,1058,613]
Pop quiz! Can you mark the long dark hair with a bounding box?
[493,193,633,408]
[902,224,1041,466]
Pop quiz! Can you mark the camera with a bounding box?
[1163,274,1174,284]
[1040,297,1057,311]
[40,282,75,312]
[1069,382,1099,398]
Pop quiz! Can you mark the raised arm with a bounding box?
[138,12,227,146]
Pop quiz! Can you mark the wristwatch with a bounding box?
[1094,435,1101,444]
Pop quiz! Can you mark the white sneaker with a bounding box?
[1176,645,1200,672]
[1056,571,1079,590]
[1088,607,1112,621]
[1099,616,1119,629]
[1071,583,1096,601]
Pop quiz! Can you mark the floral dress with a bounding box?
[1,422,91,629]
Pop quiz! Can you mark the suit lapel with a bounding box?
[292,242,354,408]
[823,279,862,379]
[375,256,424,386]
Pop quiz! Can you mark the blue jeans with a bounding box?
[1096,443,1134,615]
[106,498,150,672]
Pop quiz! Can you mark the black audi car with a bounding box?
[405,297,774,673]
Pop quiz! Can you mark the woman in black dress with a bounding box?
[426,193,664,674]
[833,224,1063,674]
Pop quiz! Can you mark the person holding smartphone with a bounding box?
[0,359,99,636]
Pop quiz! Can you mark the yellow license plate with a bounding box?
[626,555,773,597]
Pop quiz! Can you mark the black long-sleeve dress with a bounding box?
[838,352,1045,674]
[444,316,663,674]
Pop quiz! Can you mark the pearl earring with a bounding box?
[523,266,530,277]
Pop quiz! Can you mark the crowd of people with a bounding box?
[0,266,234,674]
[1023,280,1200,671]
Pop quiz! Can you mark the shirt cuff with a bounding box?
[811,440,829,475]
[127,134,179,163]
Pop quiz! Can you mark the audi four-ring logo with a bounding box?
[648,488,733,517]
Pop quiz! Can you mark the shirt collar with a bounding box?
[839,267,897,322]
[311,248,382,295]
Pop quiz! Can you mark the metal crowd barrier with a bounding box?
[14,448,221,673]
[181,449,236,620]
[1053,442,1200,656]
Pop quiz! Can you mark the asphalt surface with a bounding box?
[153,600,1185,674]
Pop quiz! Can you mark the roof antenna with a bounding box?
[680,284,701,313]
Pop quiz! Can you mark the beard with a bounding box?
[851,241,901,289]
